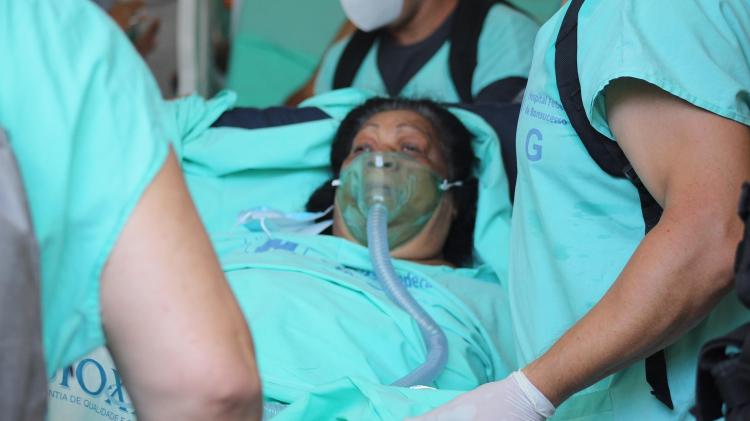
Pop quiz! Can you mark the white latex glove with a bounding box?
[407,371,555,421]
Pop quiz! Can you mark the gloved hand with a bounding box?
[407,371,555,421]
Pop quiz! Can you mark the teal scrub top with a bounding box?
[511,0,750,419]
[0,0,169,376]
[314,3,539,102]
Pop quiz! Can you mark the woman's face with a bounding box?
[333,110,457,265]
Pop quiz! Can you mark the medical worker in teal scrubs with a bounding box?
[313,0,538,103]
[0,1,261,419]
[415,0,750,419]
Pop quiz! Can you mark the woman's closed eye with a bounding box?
[351,143,374,155]
[399,138,428,156]
[401,143,423,154]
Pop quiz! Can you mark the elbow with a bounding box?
[200,369,263,421]
[136,359,263,421]
[684,216,743,314]
[172,352,263,421]
[707,218,742,294]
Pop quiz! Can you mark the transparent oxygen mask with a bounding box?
[335,151,460,249]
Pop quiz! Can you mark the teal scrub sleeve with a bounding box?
[472,4,539,96]
[578,0,750,139]
[0,0,170,376]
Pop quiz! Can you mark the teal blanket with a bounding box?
[217,230,515,420]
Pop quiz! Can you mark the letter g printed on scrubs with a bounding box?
[339,0,404,32]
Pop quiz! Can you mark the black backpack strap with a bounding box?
[449,0,497,103]
[211,106,331,129]
[555,0,672,410]
[332,30,379,90]
[449,1,529,104]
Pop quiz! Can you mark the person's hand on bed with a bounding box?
[407,371,555,421]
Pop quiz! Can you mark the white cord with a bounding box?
[439,180,463,191]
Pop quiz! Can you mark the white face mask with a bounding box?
[339,0,404,32]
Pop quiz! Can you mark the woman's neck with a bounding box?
[408,256,454,268]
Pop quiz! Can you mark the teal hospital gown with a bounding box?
[214,229,517,420]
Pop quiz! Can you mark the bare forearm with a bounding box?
[102,152,262,420]
[524,209,740,406]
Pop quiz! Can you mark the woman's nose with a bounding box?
[369,143,398,153]
[365,152,400,171]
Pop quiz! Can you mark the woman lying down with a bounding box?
[47,97,516,421]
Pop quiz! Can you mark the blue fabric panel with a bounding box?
[211,106,330,129]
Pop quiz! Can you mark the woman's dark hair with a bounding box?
[306,97,478,267]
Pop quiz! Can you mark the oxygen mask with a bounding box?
[334,151,461,249]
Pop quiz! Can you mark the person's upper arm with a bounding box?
[101,150,261,419]
[606,77,749,314]
[472,4,538,101]
[580,1,750,211]
[606,78,750,220]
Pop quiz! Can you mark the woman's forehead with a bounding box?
[361,110,434,135]
[353,109,450,177]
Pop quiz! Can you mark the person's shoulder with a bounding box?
[484,2,539,31]
[477,2,539,47]
[474,2,539,57]
[5,0,124,58]
[579,0,750,138]
[587,0,748,30]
